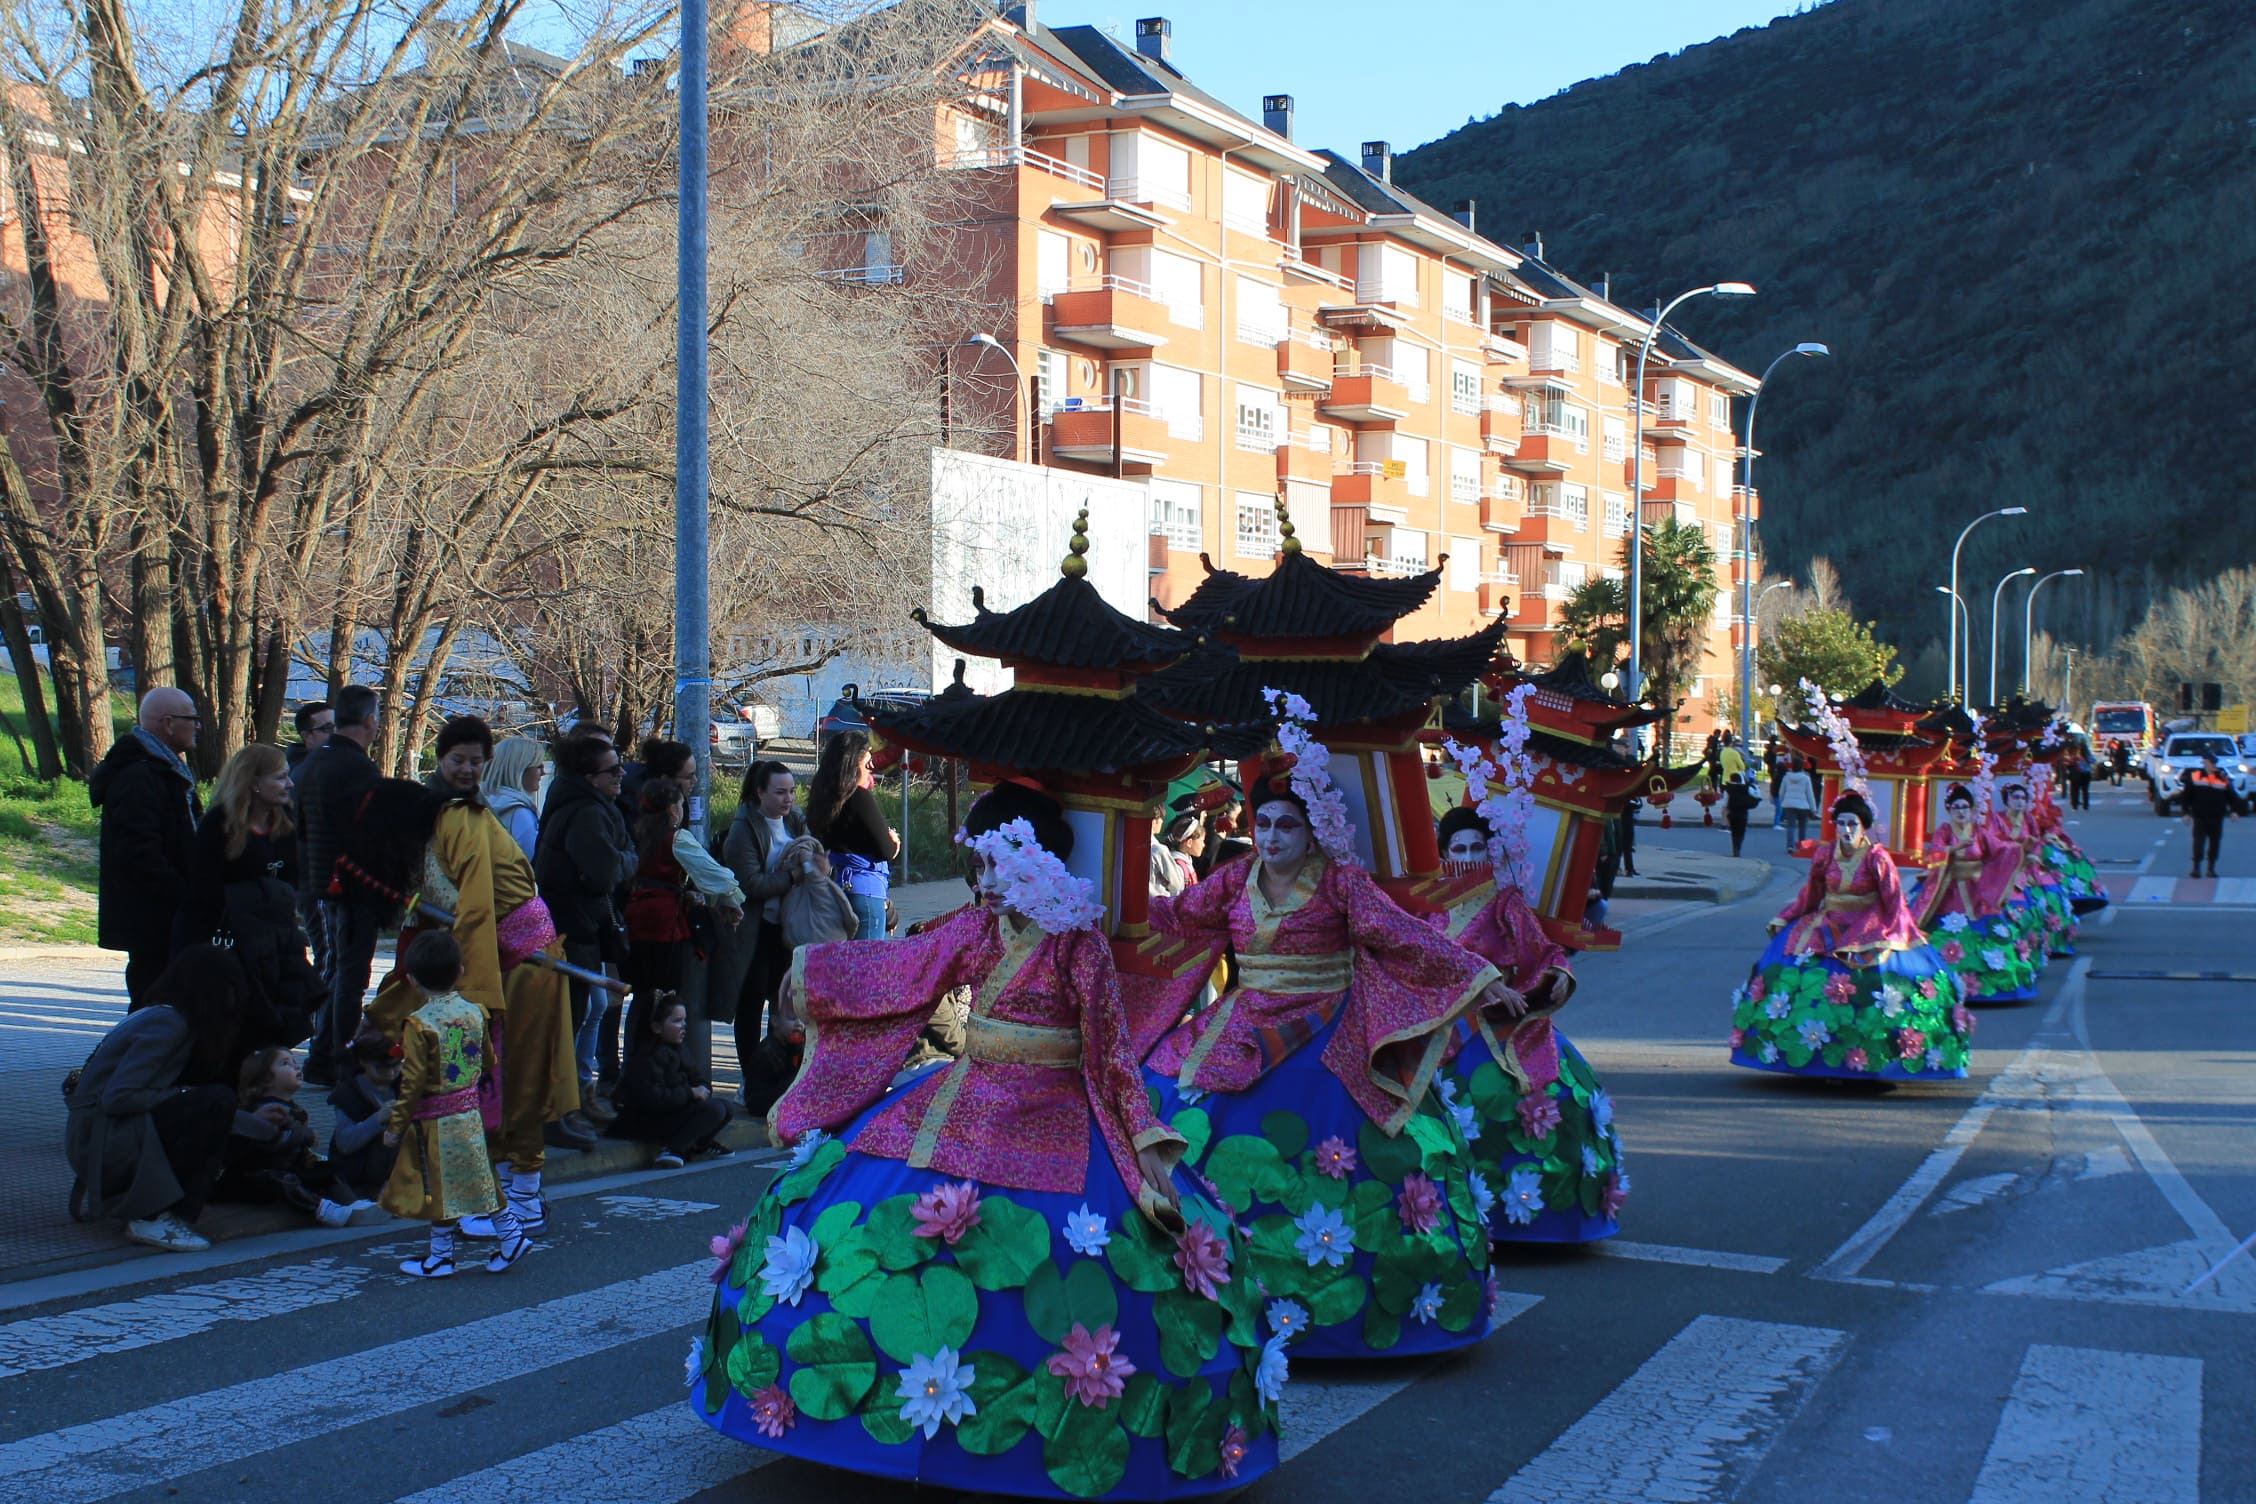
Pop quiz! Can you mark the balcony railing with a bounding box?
[1366,553,1428,577]
[1281,256,1352,290]
[1443,305,1483,330]
[817,264,905,285]
[1065,273,1157,301]
[1105,176,1192,211]
[1333,360,1399,385]
[1485,569,1522,588]
[1449,477,1481,504]
[1450,389,1482,417]
[1283,428,1333,453]
[1236,423,1279,453]
[940,144,1104,191]
[1236,319,1286,348]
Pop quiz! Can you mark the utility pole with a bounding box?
[676,0,711,838]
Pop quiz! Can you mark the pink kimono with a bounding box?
[1915,822,2019,926]
[1435,880,1574,1095]
[771,905,1180,1201]
[1147,854,1500,1134]
[1982,809,2052,901]
[1773,840,1925,959]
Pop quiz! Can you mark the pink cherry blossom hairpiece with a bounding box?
[955,816,1105,934]
[1261,687,1359,867]
[1444,683,1538,890]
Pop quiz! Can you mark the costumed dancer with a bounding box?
[1991,782,2078,960]
[692,782,1280,1500]
[1729,789,1974,1080]
[2027,755,2108,915]
[353,743,580,1241]
[1143,693,1518,1359]
[1912,785,2040,1005]
[1425,709,1625,1243]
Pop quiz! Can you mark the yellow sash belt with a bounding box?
[962,1015,1083,1069]
[1233,950,1353,995]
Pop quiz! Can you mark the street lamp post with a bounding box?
[1936,585,1970,699]
[1946,507,2028,701]
[1749,579,1794,729]
[2020,567,2086,695]
[965,333,1030,465]
[1988,566,2037,707]
[1737,343,1828,746]
[676,0,711,841]
[1628,281,1756,706]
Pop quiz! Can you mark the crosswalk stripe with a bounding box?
[394,1291,1548,1501]
[0,1259,378,1380]
[394,1401,773,1504]
[1484,1315,1846,1503]
[1591,1241,1787,1276]
[0,1260,708,1504]
[1968,1345,2200,1503]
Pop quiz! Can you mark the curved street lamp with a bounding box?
[1946,507,2027,700]
[2020,568,2086,695]
[964,332,1029,464]
[1736,342,1828,745]
[1987,566,2037,707]
[1936,585,1971,699]
[1627,281,1757,706]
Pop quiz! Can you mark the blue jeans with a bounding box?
[851,892,889,940]
[565,939,616,1085]
[1783,810,1812,847]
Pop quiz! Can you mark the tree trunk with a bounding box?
[0,554,63,779]
[0,417,112,775]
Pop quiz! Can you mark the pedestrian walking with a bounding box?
[287,701,334,981]
[536,730,636,1108]
[1702,729,1723,791]
[295,685,383,1084]
[381,931,533,1278]
[1777,755,1817,849]
[1764,737,1785,827]
[709,759,808,1109]
[91,687,204,1005]
[1618,796,1641,877]
[2180,754,2247,879]
[1724,772,1762,858]
[2110,741,2131,786]
[481,736,547,859]
[805,730,899,939]
[2066,750,2093,811]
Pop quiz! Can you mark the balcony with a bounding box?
[942,143,1103,191]
[1499,432,1575,474]
[1333,462,1409,516]
[1480,490,1522,535]
[1047,397,1171,468]
[1319,364,1410,423]
[1641,498,1700,529]
[1105,175,1193,213]
[1234,422,1280,455]
[1278,328,1335,391]
[816,264,905,286]
[1643,472,1700,503]
[1330,505,1368,563]
[1278,432,1339,485]
[1483,328,1529,364]
[1048,277,1170,351]
[1479,574,1517,617]
[1366,553,1429,578]
[1479,398,1521,455]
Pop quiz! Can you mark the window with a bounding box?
[1562,483,1590,530]
[1716,454,1737,496]
[1450,360,1482,416]
[1110,131,1191,210]
[1655,377,1697,420]
[1709,391,1731,429]
[1151,478,1203,550]
[1152,365,1203,441]
[1562,404,1590,454]
[1602,415,1627,464]
[1062,135,1091,173]
[860,229,898,282]
[1035,349,1065,417]
[1235,491,1280,556]
[1236,277,1284,346]
[1603,491,1629,536]
[1530,323,1579,373]
[1222,168,1270,237]
[1449,445,1482,504]
[1235,384,1280,452]
[1356,243,1420,306]
[1385,526,1429,570]
[1148,249,1203,328]
[1528,482,1562,518]
[1400,437,1430,497]
[1038,231,1069,299]
[1448,537,1482,591]
[1595,337,1619,385]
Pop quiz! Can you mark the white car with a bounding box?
[711,703,781,770]
[2147,732,2256,814]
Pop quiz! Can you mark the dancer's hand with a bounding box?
[1478,979,1529,1020]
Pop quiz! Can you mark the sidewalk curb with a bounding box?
[2,1116,772,1290]
[0,944,114,963]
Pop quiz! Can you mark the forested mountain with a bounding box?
[1398,0,2256,674]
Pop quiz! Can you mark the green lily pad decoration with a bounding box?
[1356,1119,1422,1185]
[1171,1106,1212,1166]
[859,1381,917,1445]
[1204,1134,1292,1211]
[1438,1274,1482,1333]
[952,1195,1051,1292]
[826,1260,890,1320]
[869,1263,980,1365]
[957,1352,1039,1456]
[1105,1207,1181,1293]
[1226,1364,1267,1440]
[1305,1267,1369,1328]
[771,1139,847,1205]
[1363,1302,1402,1352]
[862,1194,937,1272]
[1154,1287,1226,1378]
[1044,1389,1130,1498]
[734,1278,777,1327]
[1163,1378,1226,1481]
[1466,1060,1515,1123]
[815,1227,882,1298]
[725,1332,781,1399]
[1120,1370,1170,1439]
[1261,1110,1309,1162]
[809,1199,864,1248]
[784,1312,876,1420]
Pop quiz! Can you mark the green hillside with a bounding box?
[1398,0,2256,678]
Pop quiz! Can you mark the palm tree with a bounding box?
[1555,517,1721,757]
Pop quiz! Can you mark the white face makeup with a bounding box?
[1948,800,1974,826]
[1253,800,1312,868]
[972,850,1013,913]
[1835,812,1866,843]
[1443,828,1489,864]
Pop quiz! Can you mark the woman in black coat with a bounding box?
[176,745,321,1053]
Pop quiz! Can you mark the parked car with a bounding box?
[2146,732,2255,815]
[711,702,781,770]
[813,686,933,750]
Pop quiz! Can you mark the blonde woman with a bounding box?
[177,743,321,1049]
[481,737,547,858]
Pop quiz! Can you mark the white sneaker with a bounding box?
[315,1199,352,1228]
[653,1150,686,1169]
[460,1197,546,1240]
[126,1213,211,1253]
[345,1200,388,1226]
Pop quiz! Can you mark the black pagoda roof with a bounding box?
[915,574,1191,673]
[867,687,1212,775]
[1145,618,1509,726]
[1841,679,1931,715]
[1438,696,1646,772]
[1155,548,1439,639]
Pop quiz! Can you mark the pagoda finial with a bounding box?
[1060,507,1092,579]
[1273,496,1301,555]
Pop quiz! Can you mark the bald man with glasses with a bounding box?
[91,688,206,1004]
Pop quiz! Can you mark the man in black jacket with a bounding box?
[91,687,205,1005]
[294,685,382,1084]
[286,700,335,980]
[2181,755,2248,879]
[536,731,635,1105]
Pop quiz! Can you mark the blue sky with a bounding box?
[1065,1,1815,153]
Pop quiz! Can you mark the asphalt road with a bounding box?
[2,784,2249,1503]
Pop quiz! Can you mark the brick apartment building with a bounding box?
[904,5,1762,730]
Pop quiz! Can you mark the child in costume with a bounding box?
[382,931,533,1278]
[693,782,1280,1499]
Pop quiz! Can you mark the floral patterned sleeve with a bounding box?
[1068,929,1185,1190]
[1869,847,1920,940]
[1334,861,1500,1003]
[1148,856,1246,939]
